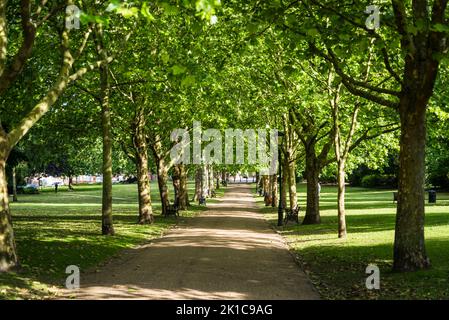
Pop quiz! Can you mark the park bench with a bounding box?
[165,202,179,217]
[284,206,300,225]
[199,196,207,205]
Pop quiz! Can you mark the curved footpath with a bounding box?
[64,184,319,300]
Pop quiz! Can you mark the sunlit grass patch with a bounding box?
[256,183,449,299]
[0,182,207,300]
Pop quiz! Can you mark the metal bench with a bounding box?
[284,206,300,225]
[165,202,179,217]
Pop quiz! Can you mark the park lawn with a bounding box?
[257,184,449,300]
[0,182,206,300]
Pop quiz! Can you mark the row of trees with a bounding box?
[1,0,448,275]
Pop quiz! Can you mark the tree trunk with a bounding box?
[281,162,288,209]
[393,87,431,271]
[12,166,17,202]
[156,158,170,215]
[288,160,297,210]
[271,174,277,207]
[172,165,181,207]
[68,176,74,190]
[303,149,321,225]
[134,118,153,224]
[97,26,114,235]
[0,144,19,271]
[337,160,346,238]
[192,167,201,202]
[178,164,189,209]
[209,165,214,195]
[202,164,208,197]
[136,151,153,224]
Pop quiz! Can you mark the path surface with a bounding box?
[67,184,319,300]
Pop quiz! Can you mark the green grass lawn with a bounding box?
[257,184,449,300]
[0,182,208,300]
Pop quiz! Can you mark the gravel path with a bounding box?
[66,184,319,300]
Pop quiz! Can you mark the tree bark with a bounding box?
[202,164,208,197]
[12,166,17,202]
[287,160,297,210]
[303,148,321,224]
[96,25,114,236]
[208,165,214,195]
[178,164,189,209]
[337,160,346,238]
[0,139,19,271]
[281,162,288,209]
[192,167,201,202]
[393,80,432,271]
[156,158,170,216]
[271,174,278,207]
[172,165,181,206]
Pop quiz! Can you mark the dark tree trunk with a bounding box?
[271,174,277,207]
[393,76,434,271]
[0,142,19,271]
[303,148,321,225]
[68,176,74,191]
[281,162,288,209]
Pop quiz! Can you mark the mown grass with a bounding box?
[0,182,208,300]
[256,184,449,300]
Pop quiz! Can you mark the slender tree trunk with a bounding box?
[192,167,201,202]
[97,25,114,235]
[172,165,181,206]
[134,119,153,224]
[178,164,189,209]
[288,160,297,210]
[156,158,170,215]
[0,141,19,271]
[281,162,288,209]
[271,174,277,207]
[209,165,214,195]
[222,170,226,185]
[393,88,431,271]
[303,148,321,225]
[202,164,208,197]
[337,160,346,238]
[12,166,17,202]
[68,176,74,190]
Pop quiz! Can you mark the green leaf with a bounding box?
[141,2,155,21]
[172,65,187,75]
[181,75,196,87]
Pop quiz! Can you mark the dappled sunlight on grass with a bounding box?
[256,183,449,299]
[0,182,205,300]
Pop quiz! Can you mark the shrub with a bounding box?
[361,174,398,188]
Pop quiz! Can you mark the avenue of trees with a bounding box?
[1,0,448,275]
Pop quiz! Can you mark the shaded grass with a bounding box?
[256,183,449,300]
[0,182,209,300]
